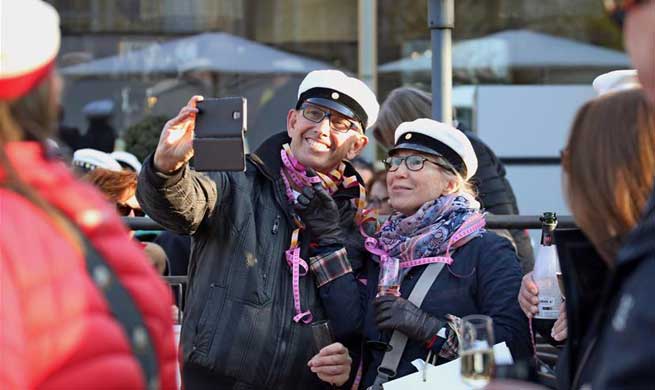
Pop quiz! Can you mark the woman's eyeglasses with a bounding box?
[603,0,648,27]
[383,155,454,173]
[300,103,361,133]
[116,203,145,217]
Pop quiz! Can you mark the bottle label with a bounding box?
[536,296,560,319]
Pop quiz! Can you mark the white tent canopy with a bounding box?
[61,32,332,77]
[379,29,631,78]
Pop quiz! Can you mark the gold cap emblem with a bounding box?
[404,133,413,140]
[331,92,340,100]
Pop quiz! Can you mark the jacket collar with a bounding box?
[615,189,655,270]
[250,131,364,200]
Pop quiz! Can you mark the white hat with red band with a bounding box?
[0,0,61,100]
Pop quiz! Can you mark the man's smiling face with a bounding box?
[286,103,368,173]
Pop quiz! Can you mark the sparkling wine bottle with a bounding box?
[533,212,562,323]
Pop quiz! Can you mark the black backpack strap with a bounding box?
[83,237,160,390]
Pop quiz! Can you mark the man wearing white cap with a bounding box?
[137,69,379,389]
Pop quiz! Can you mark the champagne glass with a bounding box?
[367,256,400,352]
[376,255,401,298]
[460,315,495,389]
[311,320,334,354]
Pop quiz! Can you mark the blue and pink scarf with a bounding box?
[366,194,486,282]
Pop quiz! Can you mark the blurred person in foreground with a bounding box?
[359,119,530,388]
[562,74,654,389]
[373,87,535,274]
[517,71,643,345]
[137,70,378,389]
[0,1,177,389]
[520,72,654,388]
[519,71,655,389]
[518,0,655,387]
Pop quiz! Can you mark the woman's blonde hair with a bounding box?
[433,155,479,207]
[563,88,655,263]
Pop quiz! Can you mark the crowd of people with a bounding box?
[1,0,654,389]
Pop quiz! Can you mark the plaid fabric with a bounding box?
[309,247,353,287]
[438,328,460,360]
[434,314,461,360]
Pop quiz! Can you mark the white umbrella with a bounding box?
[61,32,332,77]
[379,29,631,78]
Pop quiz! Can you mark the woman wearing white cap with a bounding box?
[360,119,530,388]
[0,1,176,389]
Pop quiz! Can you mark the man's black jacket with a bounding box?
[137,132,367,390]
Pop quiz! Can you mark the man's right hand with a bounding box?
[153,95,203,173]
[518,271,539,318]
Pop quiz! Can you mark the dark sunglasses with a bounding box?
[383,155,454,173]
[603,0,648,27]
[300,103,361,133]
[116,203,145,217]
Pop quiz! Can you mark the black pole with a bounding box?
[428,0,454,123]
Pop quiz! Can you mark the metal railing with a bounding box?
[151,214,576,339]
[124,214,578,231]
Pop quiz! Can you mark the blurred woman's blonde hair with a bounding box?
[563,88,655,263]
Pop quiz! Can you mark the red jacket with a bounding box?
[0,142,177,389]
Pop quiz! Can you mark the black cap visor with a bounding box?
[304,97,356,120]
[390,143,443,158]
[389,131,467,177]
[297,87,368,128]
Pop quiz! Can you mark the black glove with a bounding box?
[374,295,445,342]
[294,181,343,248]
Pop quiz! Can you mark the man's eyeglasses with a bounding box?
[603,0,648,27]
[117,203,145,217]
[300,104,361,133]
[383,155,454,173]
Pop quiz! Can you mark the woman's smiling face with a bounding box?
[386,150,456,216]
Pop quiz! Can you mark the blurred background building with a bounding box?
[49,0,628,239]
